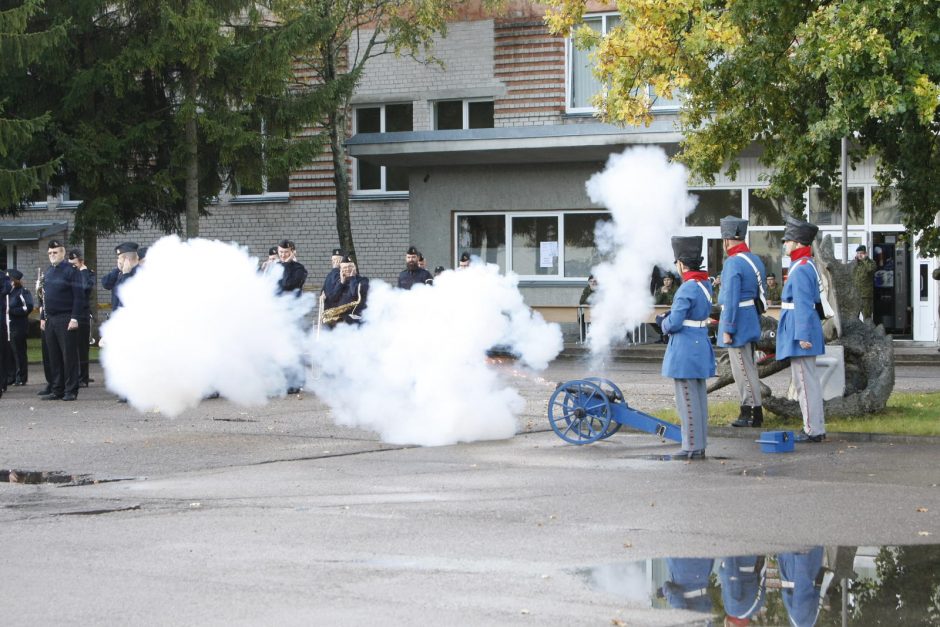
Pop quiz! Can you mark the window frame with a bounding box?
[232,118,290,203]
[351,102,412,197]
[433,98,495,130]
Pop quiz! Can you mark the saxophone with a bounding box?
[35,268,45,313]
[321,283,362,325]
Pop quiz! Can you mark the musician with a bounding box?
[6,270,33,387]
[777,216,826,443]
[260,246,278,273]
[276,239,308,296]
[326,253,369,326]
[322,247,344,309]
[40,239,84,401]
[0,270,10,395]
[656,235,715,461]
[68,249,96,386]
[717,216,767,429]
[398,245,433,289]
[101,242,140,312]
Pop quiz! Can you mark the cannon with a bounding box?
[548,377,682,445]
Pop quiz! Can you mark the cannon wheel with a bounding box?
[584,377,624,439]
[548,379,612,445]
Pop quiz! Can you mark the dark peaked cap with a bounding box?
[782,215,819,245]
[115,241,139,254]
[8,268,23,280]
[719,216,748,240]
[671,236,703,266]
[332,248,344,256]
[406,246,419,255]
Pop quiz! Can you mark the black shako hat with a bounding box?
[719,215,748,240]
[671,236,703,269]
[8,268,23,280]
[115,241,139,255]
[331,248,344,257]
[782,215,819,245]
[48,239,65,249]
[856,244,867,253]
[406,246,419,256]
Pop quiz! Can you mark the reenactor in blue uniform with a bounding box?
[398,245,433,289]
[719,555,766,624]
[657,236,715,461]
[660,557,714,613]
[717,216,768,428]
[68,249,96,386]
[275,239,308,296]
[39,239,84,401]
[101,241,140,312]
[6,269,34,387]
[778,546,826,627]
[778,216,826,443]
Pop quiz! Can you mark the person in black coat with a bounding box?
[101,241,140,312]
[0,270,11,394]
[333,254,369,325]
[68,250,96,386]
[39,239,84,401]
[322,247,344,309]
[398,245,433,289]
[6,269,34,387]
[276,239,308,296]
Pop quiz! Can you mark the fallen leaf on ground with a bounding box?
[918,531,931,537]
[917,507,929,513]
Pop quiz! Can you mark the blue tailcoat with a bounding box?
[778,547,825,627]
[717,252,765,347]
[776,259,824,360]
[662,557,714,613]
[661,279,716,379]
[719,555,765,619]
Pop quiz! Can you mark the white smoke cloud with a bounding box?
[309,263,562,446]
[585,147,696,356]
[101,236,312,416]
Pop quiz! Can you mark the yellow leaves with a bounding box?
[911,74,940,126]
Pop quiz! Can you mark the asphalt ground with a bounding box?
[2,360,939,625]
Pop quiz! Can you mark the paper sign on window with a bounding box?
[540,241,558,268]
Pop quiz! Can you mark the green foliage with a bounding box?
[545,0,940,254]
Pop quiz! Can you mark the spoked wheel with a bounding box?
[584,377,624,439]
[548,379,612,445]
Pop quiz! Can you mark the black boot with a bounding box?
[731,405,752,427]
[750,406,764,428]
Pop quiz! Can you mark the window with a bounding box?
[434,100,494,130]
[687,189,742,227]
[748,230,785,281]
[455,211,611,279]
[234,119,289,199]
[747,190,792,226]
[808,186,864,225]
[871,186,901,224]
[353,103,413,194]
[1,244,16,272]
[568,14,680,113]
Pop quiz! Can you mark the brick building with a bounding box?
[1,4,937,341]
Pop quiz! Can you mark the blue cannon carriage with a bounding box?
[548,377,682,445]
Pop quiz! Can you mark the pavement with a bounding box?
[2,358,940,625]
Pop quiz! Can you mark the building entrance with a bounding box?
[871,232,911,337]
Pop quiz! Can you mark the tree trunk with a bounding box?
[329,106,355,261]
[184,71,199,239]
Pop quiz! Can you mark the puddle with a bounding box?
[1,469,133,487]
[576,545,940,624]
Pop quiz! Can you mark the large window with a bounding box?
[434,100,494,130]
[353,103,413,194]
[871,186,901,224]
[234,118,290,198]
[687,189,742,227]
[568,14,681,112]
[808,186,864,225]
[455,211,611,279]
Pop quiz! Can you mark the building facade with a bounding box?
[1,6,936,342]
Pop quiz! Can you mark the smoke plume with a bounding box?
[585,147,695,356]
[309,263,562,446]
[101,236,312,416]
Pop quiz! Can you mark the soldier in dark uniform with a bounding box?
[68,249,96,386]
[322,247,344,309]
[39,239,84,401]
[851,244,876,320]
[717,216,767,429]
[778,216,826,443]
[765,272,782,305]
[101,242,140,312]
[657,236,715,461]
[331,253,369,325]
[654,273,677,305]
[6,270,33,387]
[276,239,308,295]
[398,246,433,289]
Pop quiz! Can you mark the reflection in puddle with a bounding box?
[577,545,940,625]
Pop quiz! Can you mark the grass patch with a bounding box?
[651,392,940,436]
[26,337,100,364]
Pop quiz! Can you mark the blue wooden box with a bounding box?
[755,430,795,453]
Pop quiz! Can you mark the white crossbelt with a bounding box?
[683,588,707,598]
[682,319,709,327]
[781,302,795,310]
[780,580,795,589]
[721,299,754,310]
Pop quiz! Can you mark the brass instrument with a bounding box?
[35,268,45,314]
[320,283,362,326]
